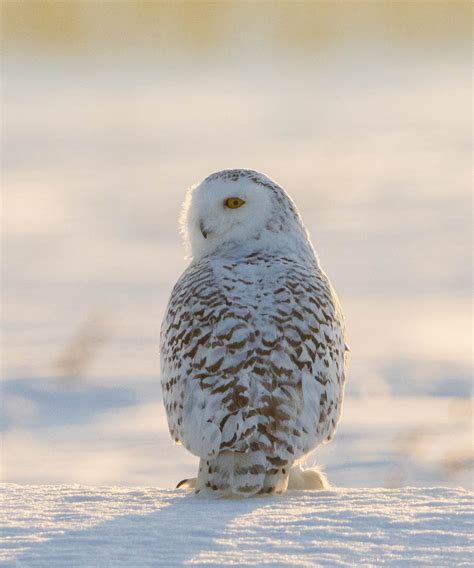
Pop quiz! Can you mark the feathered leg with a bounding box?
[195,449,268,497]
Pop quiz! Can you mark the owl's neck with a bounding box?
[195,230,318,267]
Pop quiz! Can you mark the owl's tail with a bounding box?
[195,449,290,498]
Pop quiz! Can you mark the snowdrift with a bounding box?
[1,484,472,566]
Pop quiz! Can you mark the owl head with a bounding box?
[180,169,313,261]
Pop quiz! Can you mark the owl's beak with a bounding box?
[199,220,209,239]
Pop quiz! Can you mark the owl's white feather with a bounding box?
[160,169,348,497]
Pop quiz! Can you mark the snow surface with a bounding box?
[1,484,472,567]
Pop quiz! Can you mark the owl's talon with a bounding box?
[176,478,197,489]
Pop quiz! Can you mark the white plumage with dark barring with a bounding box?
[160,169,348,497]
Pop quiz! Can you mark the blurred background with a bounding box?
[1,1,472,489]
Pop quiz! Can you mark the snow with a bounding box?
[1,9,472,567]
[1,484,472,567]
[2,2,472,546]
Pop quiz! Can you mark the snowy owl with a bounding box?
[160,169,348,497]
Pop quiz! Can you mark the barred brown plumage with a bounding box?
[160,169,348,497]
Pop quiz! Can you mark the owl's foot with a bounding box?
[177,466,328,493]
[176,477,197,489]
[287,465,329,490]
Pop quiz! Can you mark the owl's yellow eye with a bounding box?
[224,197,246,209]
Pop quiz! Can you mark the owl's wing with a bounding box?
[228,261,347,466]
[278,267,347,455]
[160,258,258,459]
